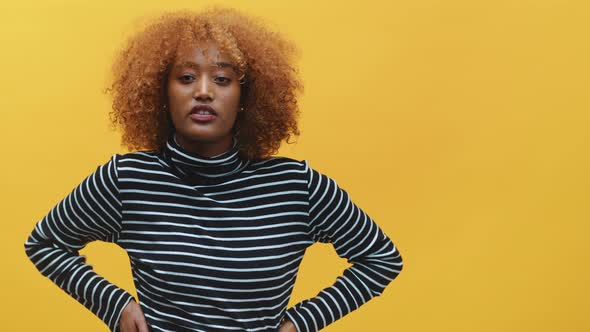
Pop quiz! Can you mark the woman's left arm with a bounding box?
[284,160,404,332]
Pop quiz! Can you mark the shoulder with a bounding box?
[250,156,337,177]
[109,149,162,167]
[248,155,308,172]
[104,150,168,180]
[242,156,311,184]
[247,156,334,185]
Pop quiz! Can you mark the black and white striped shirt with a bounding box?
[24,131,403,332]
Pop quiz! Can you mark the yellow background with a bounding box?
[2,0,589,331]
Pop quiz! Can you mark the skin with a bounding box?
[119,42,297,332]
[120,300,148,332]
[166,42,243,157]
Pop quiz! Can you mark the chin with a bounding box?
[182,129,230,144]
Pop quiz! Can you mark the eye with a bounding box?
[178,74,195,83]
[215,76,231,85]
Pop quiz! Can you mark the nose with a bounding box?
[193,75,214,102]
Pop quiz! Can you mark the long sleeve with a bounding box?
[24,154,135,332]
[285,161,403,332]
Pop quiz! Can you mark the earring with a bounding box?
[240,107,244,111]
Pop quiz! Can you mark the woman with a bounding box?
[24,7,403,332]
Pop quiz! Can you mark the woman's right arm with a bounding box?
[24,154,136,331]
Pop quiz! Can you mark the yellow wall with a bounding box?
[2,0,589,331]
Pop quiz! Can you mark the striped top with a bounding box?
[24,131,403,332]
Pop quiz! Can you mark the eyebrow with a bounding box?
[175,61,237,71]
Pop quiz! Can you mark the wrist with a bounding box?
[280,318,297,332]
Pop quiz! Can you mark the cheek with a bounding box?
[167,86,192,121]
[221,87,241,107]
[168,86,193,105]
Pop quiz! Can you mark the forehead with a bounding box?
[174,43,234,68]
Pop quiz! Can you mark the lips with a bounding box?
[190,105,217,116]
[189,104,217,123]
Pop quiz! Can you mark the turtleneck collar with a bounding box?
[161,131,249,180]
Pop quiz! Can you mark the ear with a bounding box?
[238,74,248,112]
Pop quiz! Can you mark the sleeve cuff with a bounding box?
[286,302,326,332]
[107,291,135,332]
[285,308,306,332]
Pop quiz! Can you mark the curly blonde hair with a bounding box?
[105,7,303,159]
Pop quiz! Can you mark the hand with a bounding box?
[119,300,149,332]
[278,318,297,332]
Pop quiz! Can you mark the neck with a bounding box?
[162,130,248,180]
[175,133,233,158]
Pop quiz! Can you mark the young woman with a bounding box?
[24,7,403,332]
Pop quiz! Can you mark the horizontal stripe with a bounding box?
[24,135,403,332]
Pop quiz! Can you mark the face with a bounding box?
[166,42,242,156]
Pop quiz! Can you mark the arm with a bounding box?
[24,154,135,332]
[285,161,404,332]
